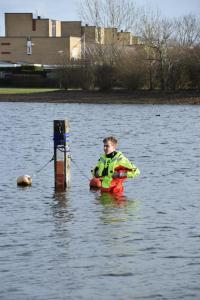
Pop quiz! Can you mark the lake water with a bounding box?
[0,102,200,300]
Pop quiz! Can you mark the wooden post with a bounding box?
[54,120,70,191]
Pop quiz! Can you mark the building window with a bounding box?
[1,52,11,54]
[1,42,11,45]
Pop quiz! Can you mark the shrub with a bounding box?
[95,64,114,91]
[56,65,95,90]
[115,50,148,90]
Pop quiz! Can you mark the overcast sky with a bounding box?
[0,0,200,35]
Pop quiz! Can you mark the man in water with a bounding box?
[90,136,140,193]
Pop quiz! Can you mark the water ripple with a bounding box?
[0,103,200,300]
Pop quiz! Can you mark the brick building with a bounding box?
[0,13,81,65]
[0,13,139,66]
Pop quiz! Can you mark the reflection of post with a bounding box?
[54,120,70,191]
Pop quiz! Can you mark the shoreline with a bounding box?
[0,90,200,104]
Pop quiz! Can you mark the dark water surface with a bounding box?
[0,103,200,300]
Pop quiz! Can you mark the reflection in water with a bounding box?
[51,190,73,222]
[97,192,128,207]
[53,190,70,208]
[50,191,72,251]
[92,190,140,223]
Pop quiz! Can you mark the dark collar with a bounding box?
[106,151,117,159]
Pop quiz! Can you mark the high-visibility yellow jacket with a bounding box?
[93,151,140,189]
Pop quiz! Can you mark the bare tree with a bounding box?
[173,14,200,47]
[138,7,173,90]
[78,0,141,67]
[78,0,102,27]
[78,0,200,91]
[78,0,140,32]
[115,46,148,89]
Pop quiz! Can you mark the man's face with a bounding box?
[104,141,116,155]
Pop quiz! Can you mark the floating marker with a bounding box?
[17,175,32,186]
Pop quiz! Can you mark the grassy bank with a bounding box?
[0,88,60,94]
[0,89,199,104]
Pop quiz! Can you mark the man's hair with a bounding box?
[103,136,118,145]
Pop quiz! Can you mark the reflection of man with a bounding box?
[90,136,140,193]
[98,192,128,207]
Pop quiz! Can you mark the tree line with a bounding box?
[58,0,200,91]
